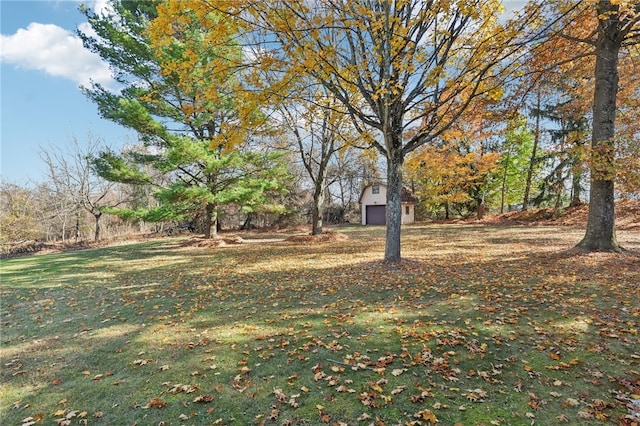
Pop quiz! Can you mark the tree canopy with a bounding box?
[241,0,542,261]
[64,0,640,257]
[80,0,290,237]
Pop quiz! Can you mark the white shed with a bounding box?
[359,183,417,225]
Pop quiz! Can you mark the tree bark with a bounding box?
[570,170,583,207]
[311,181,325,235]
[204,203,218,239]
[385,147,403,263]
[522,89,541,211]
[574,1,623,253]
[476,199,485,220]
[74,205,81,242]
[93,212,102,242]
[500,151,510,214]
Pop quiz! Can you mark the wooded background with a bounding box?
[1,0,638,259]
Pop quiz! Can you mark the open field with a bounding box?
[1,225,639,425]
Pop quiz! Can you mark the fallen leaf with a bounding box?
[145,398,167,409]
[563,398,580,407]
[193,394,214,403]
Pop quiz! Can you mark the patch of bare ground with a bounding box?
[284,229,349,243]
[480,199,640,230]
[177,235,245,248]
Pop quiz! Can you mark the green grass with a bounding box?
[1,225,639,425]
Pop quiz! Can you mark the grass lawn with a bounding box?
[1,225,639,426]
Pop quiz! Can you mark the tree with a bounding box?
[613,42,640,197]
[246,0,540,262]
[327,149,381,217]
[522,88,543,211]
[0,183,42,243]
[94,144,290,237]
[279,86,358,234]
[39,134,126,242]
[80,1,288,238]
[497,119,535,213]
[406,142,500,220]
[533,1,639,252]
[566,1,639,252]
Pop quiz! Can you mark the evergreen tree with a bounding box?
[79,1,288,237]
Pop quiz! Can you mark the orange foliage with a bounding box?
[528,1,640,193]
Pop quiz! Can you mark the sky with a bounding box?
[1,0,529,186]
[1,0,135,185]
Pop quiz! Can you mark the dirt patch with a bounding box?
[284,230,350,244]
[178,235,245,248]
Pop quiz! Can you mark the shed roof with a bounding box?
[359,183,418,204]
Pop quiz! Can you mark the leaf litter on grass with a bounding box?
[1,225,638,425]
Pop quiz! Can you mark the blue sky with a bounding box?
[1,0,529,186]
[1,0,135,185]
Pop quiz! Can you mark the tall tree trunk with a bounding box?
[385,147,403,263]
[575,1,622,253]
[74,205,81,242]
[476,197,485,220]
[500,151,510,214]
[204,203,218,239]
[93,212,102,242]
[570,170,583,206]
[523,89,541,211]
[311,181,325,235]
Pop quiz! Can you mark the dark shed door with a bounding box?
[366,205,386,225]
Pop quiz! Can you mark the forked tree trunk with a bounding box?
[385,147,404,263]
[574,2,623,253]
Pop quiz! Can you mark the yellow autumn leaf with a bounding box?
[391,368,405,376]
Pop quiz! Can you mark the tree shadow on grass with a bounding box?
[2,225,638,424]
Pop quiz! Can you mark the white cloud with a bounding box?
[88,0,112,16]
[0,22,113,88]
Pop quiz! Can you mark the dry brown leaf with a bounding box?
[145,397,167,409]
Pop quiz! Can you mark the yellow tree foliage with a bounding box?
[530,1,640,195]
[244,0,542,261]
[406,145,500,215]
[537,0,640,252]
[405,97,503,218]
[147,1,262,152]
